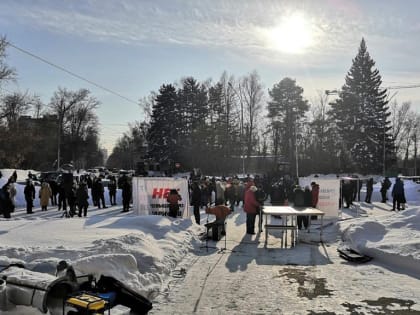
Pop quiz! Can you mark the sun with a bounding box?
[266,13,314,54]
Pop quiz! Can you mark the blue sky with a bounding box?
[1,0,420,152]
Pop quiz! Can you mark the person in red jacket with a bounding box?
[310,182,320,220]
[166,189,182,218]
[205,205,231,236]
[311,182,320,208]
[243,185,260,235]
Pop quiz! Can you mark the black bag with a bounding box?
[212,223,223,241]
[337,247,372,263]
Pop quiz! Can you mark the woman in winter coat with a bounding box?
[243,185,260,235]
[39,181,52,211]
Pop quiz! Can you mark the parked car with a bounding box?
[39,171,62,183]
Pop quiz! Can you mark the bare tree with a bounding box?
[138,92,156,124]
[401,112,416,169]
[390,100,411,155]
[66,93,100,165]
[0,91,33,126]
[310,90,330,150]
[31,95,43,119]
[0,36,16,84]
[411,114,420,175]
[238,70,264,165]
[49,87,93,168]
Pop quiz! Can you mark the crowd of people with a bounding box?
[340,176,406,211]
[185,174,320,235]
[0,170,410,223]
[0,171,133,218]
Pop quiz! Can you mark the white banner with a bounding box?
[299,178,340,218]
[132,177,190,218]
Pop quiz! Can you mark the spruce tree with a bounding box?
[147,84,180,166]
[177,77,209,170]
[330,38,392,174]
[267,77,309,175]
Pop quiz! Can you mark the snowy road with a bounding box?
[151,210,420,315]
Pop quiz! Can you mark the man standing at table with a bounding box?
[244,185,260,235]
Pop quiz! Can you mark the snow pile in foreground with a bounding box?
[0,214,203,300]
[339,207,420,277]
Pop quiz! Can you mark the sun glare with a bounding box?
[267,13,313,54]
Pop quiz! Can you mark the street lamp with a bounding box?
[228,82,245,175]
[295,123,299,179]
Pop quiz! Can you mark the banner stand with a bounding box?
[132,177,190,218]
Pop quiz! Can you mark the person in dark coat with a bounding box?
[96,178,107,209]
[166,188,181,218]
[294,186,309,230]
[76,182,89,217]
[270,182,287,206]
[49,180,58,206]
[342,180,353,208]
[191,182,201,224]
[293,186,305,207]
[108,176,117,206]
[0,180,14,218]
[91,178,99,208]
[66,183,77,216]
[380,177,392,203]
[121,180,132,212]
[24,179,36,214]
[58,181,67,211]
[391,177,405,211]
[365,178,374,203]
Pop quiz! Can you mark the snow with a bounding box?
[1,169,420,314]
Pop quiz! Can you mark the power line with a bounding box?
[7,42,139,105]
[386,84,420,90]
[326,84,420,96]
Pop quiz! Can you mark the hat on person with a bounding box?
[250,185,258,192]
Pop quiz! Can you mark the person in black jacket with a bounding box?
[342,180,353,208]
[0,178,14,218]
[24,179,36,214]
[391,177,405,211]
[76,182,89,217]
[380,177,392,203]
[296,186,311,230]
[108,176,117,206]
[121,180,132,213]
[293,186,305,230]
[191,181,202,224]
[270,182,287,206]
[365,178,374,203]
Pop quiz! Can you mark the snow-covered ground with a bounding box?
[1,169,420,314]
